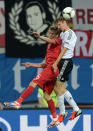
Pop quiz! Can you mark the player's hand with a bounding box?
[22,62,32,68]
[52,62,58,73]
[33,32,40,38]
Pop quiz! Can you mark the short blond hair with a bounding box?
[49,26,60,35]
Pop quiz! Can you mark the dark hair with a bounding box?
[54,16,65,24]
[25,1,44,13]
[49,26,60,35]
[55,16,71,26]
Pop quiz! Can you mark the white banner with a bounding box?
[72,0,93,30]
[74,30,93,58]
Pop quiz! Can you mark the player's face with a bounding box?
[26,6,43,30]
[56,21,65,31]
[48,30,56,39]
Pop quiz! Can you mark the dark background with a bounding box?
[5,0,72,58]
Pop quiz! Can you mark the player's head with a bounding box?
[25,2,46,30]
[55,17,69,31]
[48,26,59,39]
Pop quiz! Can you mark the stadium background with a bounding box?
[0,0,93,130]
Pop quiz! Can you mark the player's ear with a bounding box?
[42,12,46,19]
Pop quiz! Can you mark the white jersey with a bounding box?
[60,29,77,59]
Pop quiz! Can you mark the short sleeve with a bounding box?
[55,37,62,45]
[63,30,77,50]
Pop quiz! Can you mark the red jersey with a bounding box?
[45,37,62,65]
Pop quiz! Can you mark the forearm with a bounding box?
[40,63,46,68]
[39,36,56,44]
[23,62,46,68]
[30,63,44,68]
[33,32,56,44]
[55,47,68,65]
[31,62,46,68]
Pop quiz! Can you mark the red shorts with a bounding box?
[33,66,59,95]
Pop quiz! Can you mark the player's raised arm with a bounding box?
[33,32,56,44]
[33,26,60,44]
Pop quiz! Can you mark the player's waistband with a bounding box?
[61,58,72,60]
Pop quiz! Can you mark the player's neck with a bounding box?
[65,26,70,31]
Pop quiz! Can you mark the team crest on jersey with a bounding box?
[8,0,61,46]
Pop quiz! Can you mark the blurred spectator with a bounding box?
[37,88,58,108]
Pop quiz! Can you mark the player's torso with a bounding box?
[60,29,77,59]
[45,37,62,65]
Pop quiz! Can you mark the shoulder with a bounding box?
[65,29,77,40]
[55,37,61,41]
[55,37,62,45]
[60,32,63,38]
[67,29,76,36]
[70,30,77,40]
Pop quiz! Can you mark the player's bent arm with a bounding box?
[52,47,68,72]
[33,32,56,44]
[29,63,43,68]
[30,62,46,68]
[55,47,68,65]
[39,36,56,44]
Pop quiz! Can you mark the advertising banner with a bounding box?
[0,53,43,102]
[0,54,93,104]
[72,0,93,30]
[74,30,93,58]
[0,109,93,131]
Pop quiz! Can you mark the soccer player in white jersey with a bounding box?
[48,17,82,127]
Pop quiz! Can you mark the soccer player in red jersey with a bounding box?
[4,26,62,122]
